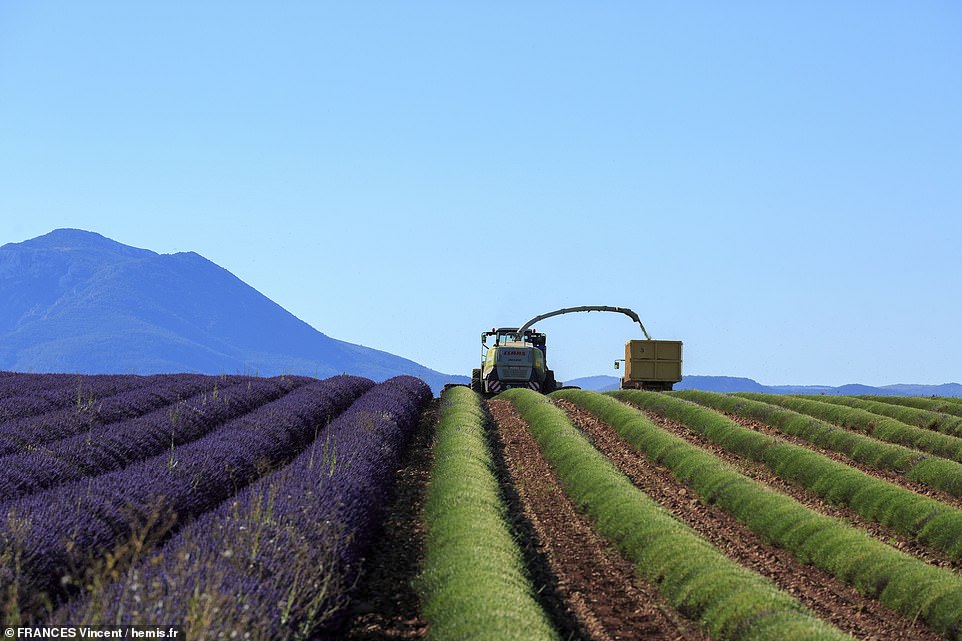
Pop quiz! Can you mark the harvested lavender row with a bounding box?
[0,377,304,502]
[0,374,156,423]
[0,374,242,456]
[55,376,432,640]
[0,374,374,621]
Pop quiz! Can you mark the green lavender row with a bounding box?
[612,389,962,561]
[673,390,962,499]
[505,388,853,641]
[737,393,962,463]
[859,395,962,419]
[418,386,558,641]
[566,390,962,639]
[798,394,962,437]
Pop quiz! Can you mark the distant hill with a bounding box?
[0,229,465,393]
[563,376,621,392]
[565,375,962,397]
[559,375,620,392]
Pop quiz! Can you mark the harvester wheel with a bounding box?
[470,369,483,394]
[543,370,557,394]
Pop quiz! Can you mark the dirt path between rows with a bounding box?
[554,399,944,641]
[488,399,708,641]
[343,399,438,640]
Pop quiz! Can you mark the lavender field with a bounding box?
[0,371,432,640]
[7,372,962,641]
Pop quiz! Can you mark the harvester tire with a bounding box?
[543,370,557,394]
[470,369,483,394]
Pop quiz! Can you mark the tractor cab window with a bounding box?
[528,332,546,355]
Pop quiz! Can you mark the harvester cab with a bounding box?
[482,328,547,355]
[472,327,556,395]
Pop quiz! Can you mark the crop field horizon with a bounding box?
[2,372,961,640]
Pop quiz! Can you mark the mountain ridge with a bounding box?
[564,374,962,397]
[0,229,463,392]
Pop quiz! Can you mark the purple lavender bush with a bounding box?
[0,373,91,402]
[0,374,154,424]
[0,374,239,456]
[0,376,304,502]
[0,374,373,621]
[53,375,432,641]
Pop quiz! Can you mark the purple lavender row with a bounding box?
[63,374,252,423]
[0,374,373,621]
[0,377,304,503]
[0,373,95,400]
[54,376,432,639]
[0,374,246,456]
[0,374,159,421]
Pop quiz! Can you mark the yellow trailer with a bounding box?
[617,339,683,391]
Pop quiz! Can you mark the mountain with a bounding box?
[560,375,621,392]
[0,229,464,393]
[872,383,962,397]
[563,375,772,394]
[565,375,962,397]
[563,376,621,392]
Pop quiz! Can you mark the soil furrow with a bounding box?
[488,399,707,641]
[555,399,945,641]
[635,402,962,573]
[343,399,438,640]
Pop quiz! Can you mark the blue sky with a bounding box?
[1,2,960,386]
